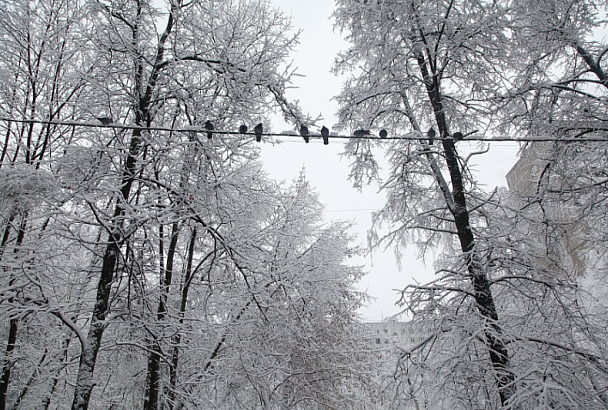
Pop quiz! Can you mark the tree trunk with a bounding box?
[0,319,18,410]
[143,222,180,410]
[71,2,178,405]
[12,349,48,408]
[413,45,516,404]
[0,217,27,410]
[167,227,197,410]
[71,129,143,410]
[442,143,516,404]
[41,336,72,410]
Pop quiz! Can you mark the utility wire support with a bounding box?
[1,117,607,143]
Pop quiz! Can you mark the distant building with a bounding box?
[505,142,549,196]
[506,142,588,276]
[358,319,431,349]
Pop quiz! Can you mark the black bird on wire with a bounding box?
[254,123,263,142]
[427,127,436,145]
[239,124,248,134]
[452,131,464,140]
[204,120,214,139]
[321,126,329,145]
[300,124,310,143]
[353,129,371,137]
[96,116,113,125]
[379,129,388,139]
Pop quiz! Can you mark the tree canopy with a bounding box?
[0,1,375,409]
[334,0,608,408]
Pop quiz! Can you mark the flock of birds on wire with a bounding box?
[0,115,598,143]
[95,116,466,145]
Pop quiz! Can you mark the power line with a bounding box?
[1,116,607,143]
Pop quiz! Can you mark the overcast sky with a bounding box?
[259,0,521,321]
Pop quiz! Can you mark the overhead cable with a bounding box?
[0,117,606,143]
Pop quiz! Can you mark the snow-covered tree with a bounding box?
[1,1,381,409]
[0,1,92,407]
[333,0,608,408]
[158,173,376,410]
[44,0,302,408]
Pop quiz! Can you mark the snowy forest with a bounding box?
[1,0,608,409]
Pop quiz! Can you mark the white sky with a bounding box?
[261,0,521,321]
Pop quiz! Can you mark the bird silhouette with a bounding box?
[204,120,214,139]
[96,116,113,125]
[353,129,371,137]
[379,129,388,139]
[427,127,436,145]
[239,124,248,134]
[321,126,329,145]
[254,123,263,142]
[453,131,463,140]
[300,125,310,143]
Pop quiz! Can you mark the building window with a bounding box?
[376,338,381,344]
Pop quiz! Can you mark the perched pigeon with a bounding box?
[254,123,263,142]
[427,127,436,145]
[321,126,329,145]
[300,125,310,143]
[239,124,248,134]
[353,129,371,137]
[379,129,388,139]
[204,120,214,139]
[96,116,113,125]
[452,131,464,140]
